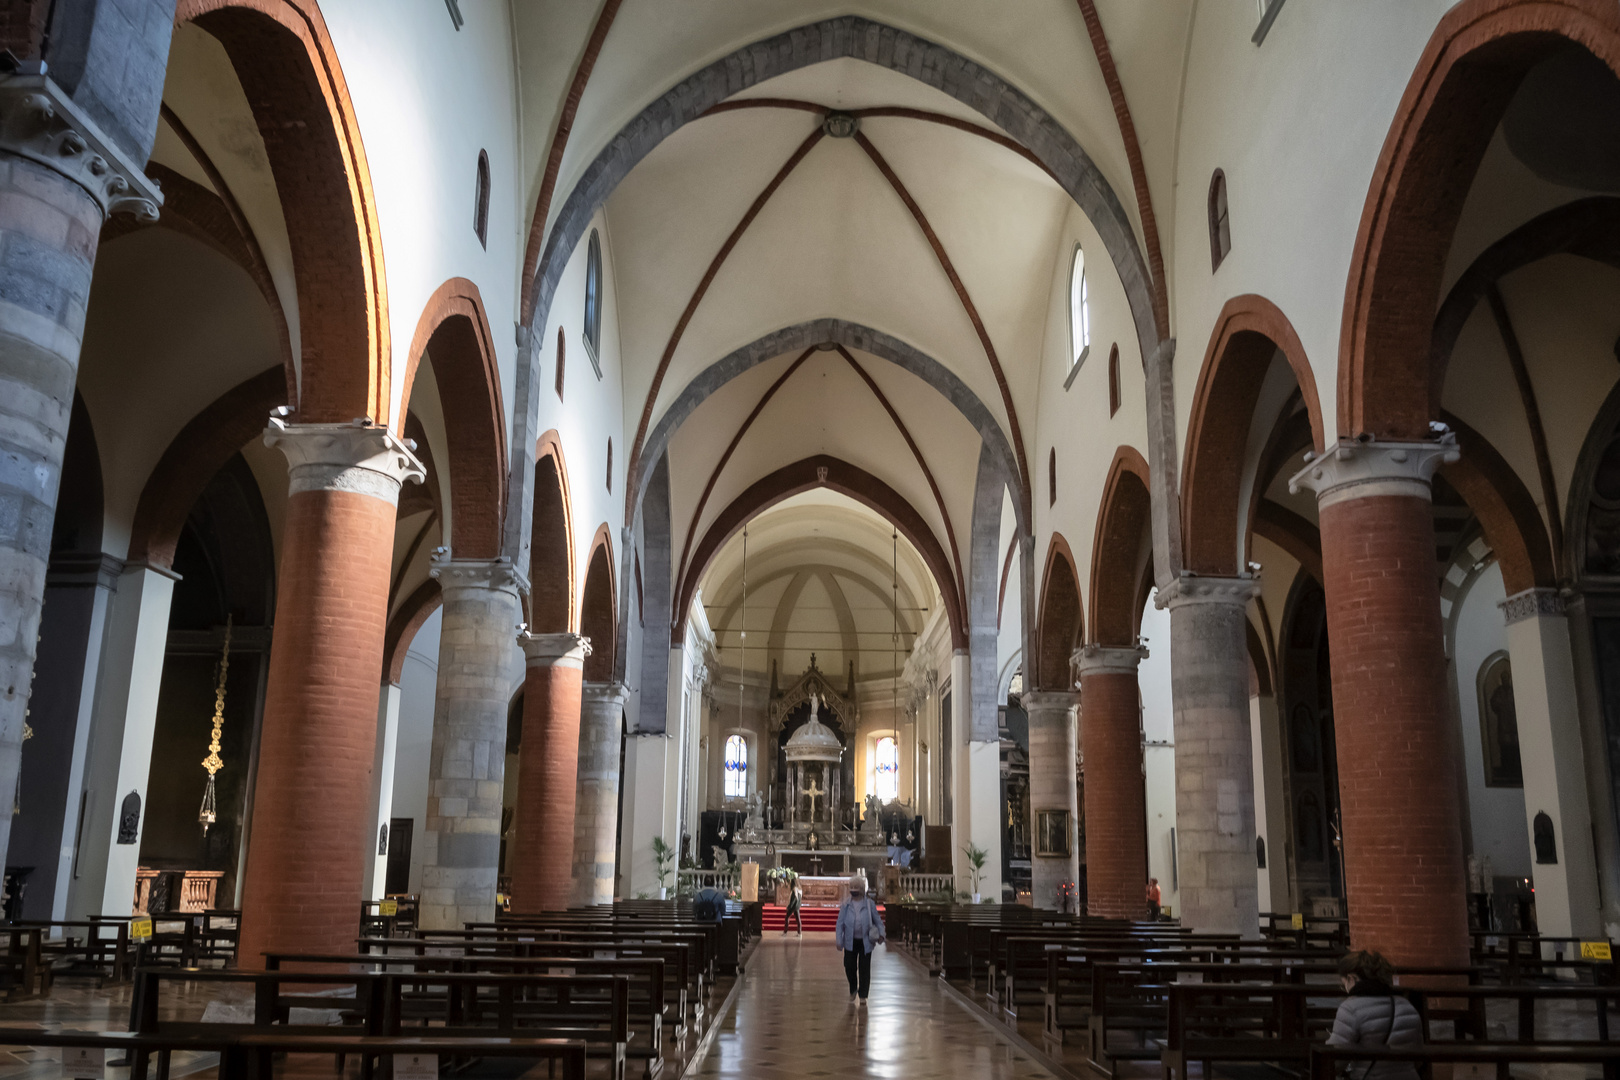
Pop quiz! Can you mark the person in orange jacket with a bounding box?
[1146,878,1161,920]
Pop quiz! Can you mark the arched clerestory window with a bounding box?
[1068,245,1090,374]
[723,734,748,798]
[1049,448,1057,508]
[584,229,603,368]
[874,736,899,802]
[1107,344,1121,417]
[555,328,566,401]
[1208,169,1231,271]
[473,149,490,249]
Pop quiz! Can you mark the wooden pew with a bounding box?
[1310,1043,1620,1080]
[0,926,44,999]
[12,919,131,985]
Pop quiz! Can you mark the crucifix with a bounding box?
[803,778,825,822]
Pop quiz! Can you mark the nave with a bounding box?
[689,937,1056,1080]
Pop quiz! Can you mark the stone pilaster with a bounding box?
[0,75,166,875]
[1159,573,1261,935]
[1291,435,1469,966]
[573,681,627,906]
[1023,689,1079,911]
[238,421,422,964]
[1076,645,1149,918]
[508,632,589,914]
[417,555,523,930]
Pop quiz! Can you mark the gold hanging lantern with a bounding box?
[199,616,231,834]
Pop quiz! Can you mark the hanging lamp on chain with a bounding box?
[199,615,232,834]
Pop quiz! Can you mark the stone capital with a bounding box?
[430,553,522,599]
[1073,643,1149,677]
[519,631,590,669]
[1155,572,1260,611]
[1020,689,1079,714]
[0,72,163,221]
[1288,434,1459,510]
[264,417,426,503]
[582,680,630,715]
[1500,587,1566,627]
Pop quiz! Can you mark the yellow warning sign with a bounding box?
[1580,940,1612,961]
[1290,913,1304,930]
[379,900,399,917]
[130,917,153,942]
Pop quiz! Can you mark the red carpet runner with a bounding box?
[761,903,884,932]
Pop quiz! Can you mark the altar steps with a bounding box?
[761,904,884,932]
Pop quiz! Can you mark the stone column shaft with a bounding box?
[1162,574,1261,935]
[238,421,422,963]
[573,682,626,906]
[1024,689,1079,911]
[0,75,164,873]
[509,632,589,914]
[1077,645,1149,918]
[1292,436,1469,966]
[418,556,522,930]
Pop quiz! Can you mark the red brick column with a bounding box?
[238,421,422,965]
[1291,436,1468,968]
[1077,645,1148,919]
[509,632,590,914]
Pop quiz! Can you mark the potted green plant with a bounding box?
[764,865,798,905]
[652,836,675,900]
[963,843,989,904]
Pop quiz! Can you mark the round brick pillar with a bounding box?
[238,421,422,965]
[1291,436,1469,967]
[1162,574,1261,935]
[1078,645,1149,919]
[1023,690,1079,911]
[509,632,589,914]
[417,556,523,931]
[573,682,627,907]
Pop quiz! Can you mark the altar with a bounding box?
[798,875,855,907]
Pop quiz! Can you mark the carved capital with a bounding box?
[264,418,426,504]
[1020,689,1079,715]
[430,553,522,599]
[0,73,164,221]
[582,680,630,712]
[519,631,590,669]
[1288,434,1459,510]
[1155,572,1260,611]
[1073,643,1149,677]
[1499,587,1565,627]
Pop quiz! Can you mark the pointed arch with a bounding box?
[580,524,616,682]
[400,278,507,558]
[1338,0,1620,439]
[383,579,442,685]
[1438,412,1557,595]
[1183,294,1324,576]
[176,0,390,424]
[128,366,287,569]
[1089,447,1153,648]
[531,431,575,634]
[675,455,966,650]
[1036,534,1083,691]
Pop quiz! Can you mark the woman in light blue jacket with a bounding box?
[834,874,885,1004]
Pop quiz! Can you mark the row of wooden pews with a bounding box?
[888,901,1620,1080]
[0,909,241,998]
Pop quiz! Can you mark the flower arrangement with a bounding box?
[763,866,799,886]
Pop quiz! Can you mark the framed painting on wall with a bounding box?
[1035,809,1072,858]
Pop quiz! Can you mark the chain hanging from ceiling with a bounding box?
[198,615,232,834]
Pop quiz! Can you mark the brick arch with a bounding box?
[1339,0,1620,440]
[580,524,616,682]
[1438,411,1557,594]
[1036,534,1083,691]
[530,431,576,633]
[399,279,507,559]
[177,0,390,425]
[127,366,287,570]
[1089,447,1153,648]
[383,579,442,685]
[674,455,967,650]
[1183,295,1323,576]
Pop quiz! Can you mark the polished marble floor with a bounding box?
[686,934,1060,1080]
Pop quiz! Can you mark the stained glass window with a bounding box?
[723,734,747,798]
[1069,246,1090,368]
[875,736,899,803]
